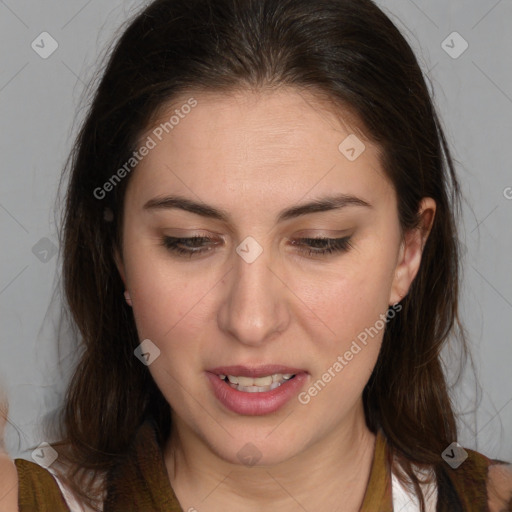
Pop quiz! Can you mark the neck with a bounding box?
[164,402,377,512]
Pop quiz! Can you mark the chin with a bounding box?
[210,435,307,468]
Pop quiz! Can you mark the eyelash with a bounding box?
[161,235,353,258]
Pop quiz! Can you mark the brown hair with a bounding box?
[50,0,467,509]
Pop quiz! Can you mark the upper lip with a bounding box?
[207,365,307,378]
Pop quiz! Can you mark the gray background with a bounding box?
[1,0,511,462]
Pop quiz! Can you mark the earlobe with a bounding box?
[124,290,132,306]
[114,247,126,285]
[389,252,410,306]
[114,248,132,306]
[389,198,436,306]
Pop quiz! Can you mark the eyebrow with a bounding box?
[143,193,372,223]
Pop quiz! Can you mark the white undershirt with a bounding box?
[391,470,438,512]
[48,468,88,512]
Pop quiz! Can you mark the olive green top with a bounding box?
[14,418,503,511]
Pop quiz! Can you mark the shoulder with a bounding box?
[487,462,512,512]
[0,454,18,512]
[0,388,18,511]
[391,445,512,511]
[14,456,104,512]
[442,447,512,511]
[1,391,75,511]
[13,457,72,511]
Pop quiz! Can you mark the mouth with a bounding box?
[216,373,296,393]
[205,364,308,415]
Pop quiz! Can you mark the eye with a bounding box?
[290,237,353,257]
[161,235,220,257]
[161,235,353,259]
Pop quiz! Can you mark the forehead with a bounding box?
[129,87,394,212]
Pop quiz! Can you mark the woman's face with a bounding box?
[117,88,432,465]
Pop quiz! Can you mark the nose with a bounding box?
[217,245,290,347]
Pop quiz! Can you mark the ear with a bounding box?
[114,247,133,306]
[389,197,436,305]
[114,245,126,285]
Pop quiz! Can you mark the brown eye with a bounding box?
[290,237,353,257]
[162,236,220,257]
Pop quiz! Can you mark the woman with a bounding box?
[1,0,511,510]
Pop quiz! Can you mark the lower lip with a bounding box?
[206,372,308,415]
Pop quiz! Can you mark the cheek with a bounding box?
[121,240,202,341]
[290,248,396,402]
[130,276,207,343]
[294,254,396,344]
[295,270,392,415]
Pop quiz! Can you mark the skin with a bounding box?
[0,88,510,512]
[115,87,435,512]
[0,390,17,512]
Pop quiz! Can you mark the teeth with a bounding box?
[239,375,273,386]
[217,373,296,392]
